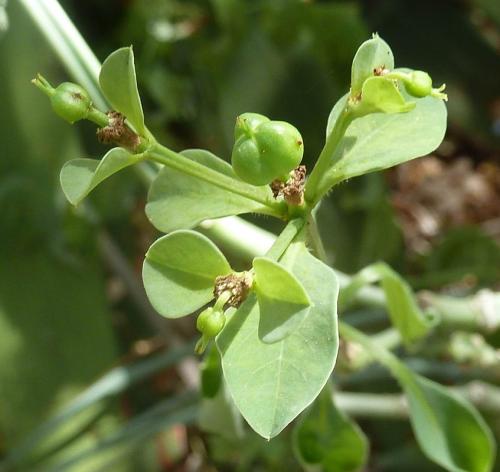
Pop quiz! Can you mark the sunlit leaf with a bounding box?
[59,148,137,205]
[350,34,394,96]
[99,47,145,134]
[143,230,231,318]
[324,86,446,186]
[217,243,339,439]
[253,256,311,343]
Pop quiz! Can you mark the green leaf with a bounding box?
[403,372,495,472]
[59,148,137,205]
[339,323,495,472]
[99,47,145,134]
[146,149,274,233]
[350,34,394,96]
[357,76,415,114]
[325,86,446,186]
[253,255,311,343]
[142,230,231,318]
[340,262,434,345]
[293,386,368,472]
[217,243,339,439]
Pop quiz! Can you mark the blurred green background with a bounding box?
[0,0,499,470]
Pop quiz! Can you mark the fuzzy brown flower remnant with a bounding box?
[271,165,307,206]
[96,111,141,151]
[213,272,253,308]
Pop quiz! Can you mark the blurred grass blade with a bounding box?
[3,342,194,468]
[46,393,199,472]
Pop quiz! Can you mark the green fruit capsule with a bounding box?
[196,307,225,338]
[231,113,304,186]
[50,82,92,124]
[404,71,433,98]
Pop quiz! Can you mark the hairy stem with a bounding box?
[305,105,353,206]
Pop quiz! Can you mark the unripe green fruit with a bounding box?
[404,71,432,98]
[196,308,225,338]
[232,114,304,186]
[234,112,269,141]
[50,82,92,124]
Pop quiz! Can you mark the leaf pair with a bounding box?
[217,242,339,439]
[60,47,145,206]
[315,35,447,197]
[142,225,311,346]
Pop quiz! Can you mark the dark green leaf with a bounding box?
[293,386,368,472]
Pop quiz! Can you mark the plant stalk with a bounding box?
[305,105,353,206]
[147,143,286,217]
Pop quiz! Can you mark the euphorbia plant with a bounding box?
[33,34,496,471]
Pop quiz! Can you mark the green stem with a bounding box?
[307,212,328,262]
[265,218,306,261]
[147,143,286,217]
[339,321,407,380]
[305,105,354,206]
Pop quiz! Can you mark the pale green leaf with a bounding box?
[59,148,137,205]
[293,386,368,472]
[217,243,339,439]
[358,76,415,114]
[350,34,394,96]
[253,256,311,343]
[146,149,274,233]
[324,86,446,186]
[142,230,231,318]
[340,262,434,345]
[99,47,145,134]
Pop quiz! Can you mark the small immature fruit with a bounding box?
[404,71,433,98]
[231,113,304,186]
[50,82,92,124]
[196,307,225,338]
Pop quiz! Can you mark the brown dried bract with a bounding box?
[96,111,141,151]
[270,165,307,205]
[213,272,253,308]
[373,65,389,76]
[271,165,307,206]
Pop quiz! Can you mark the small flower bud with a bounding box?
[196,307,226,338]
[404,70,433,98]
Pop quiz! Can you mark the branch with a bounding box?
[336,381,500,419]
